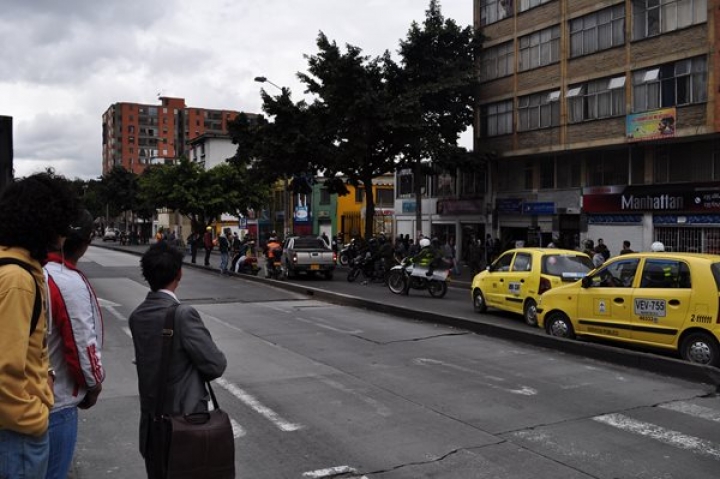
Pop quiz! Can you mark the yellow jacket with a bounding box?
[0,247,53,436]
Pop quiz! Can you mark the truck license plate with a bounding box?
[310,264,320,270]
[634,298,666,317]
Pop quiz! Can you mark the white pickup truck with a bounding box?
[282,235,337,279]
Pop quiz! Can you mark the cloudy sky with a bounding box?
[2,0,474,180]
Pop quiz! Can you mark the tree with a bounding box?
[100,166,139,224]
[395,0,481,236]
[298,32,403,238]
[138,158,268,235]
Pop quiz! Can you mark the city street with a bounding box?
[71,245,720,478]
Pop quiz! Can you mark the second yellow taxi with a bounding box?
[471,248,594,326]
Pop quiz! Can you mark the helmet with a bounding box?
[368,238,378,247]
[419,238,431,248]
[651,241,665,252]
[206,226,212,231]
[431,237,440,248]
[268,236,277,242]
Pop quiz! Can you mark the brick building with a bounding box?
[101,96,239,175]
[476,0,720,255]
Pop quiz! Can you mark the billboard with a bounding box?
[626,107,676,142]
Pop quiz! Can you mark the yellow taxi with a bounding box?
[536,252,720,366]
[471,248,594,326]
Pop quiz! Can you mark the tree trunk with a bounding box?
[363,177,375,239]
[413,163,423,240]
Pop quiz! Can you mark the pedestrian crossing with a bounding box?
[512,398,720,474]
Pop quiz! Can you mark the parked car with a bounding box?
[471,248,594,326]
[537,252,720,366]
[282,235,336,279]
[102,228,120,242]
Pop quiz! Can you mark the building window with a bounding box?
[481,0,513,26]
[481,100,513,137]
[320,188,331,205]
[397,171,414,197]
[524,161,534,190]
[632,0,706,40]
[539,157,554,189]
[633,56,707,112]
[568,76,625,123]
[655,142,713,183]
[460,170,487,197]
[481,41,514,81]
[519,25,560,71]
[569,5,625,57]
[518,90,560,131]
[128,125,135,133]
[355,187,364,203]
[376,189,394,206]
[586,150,628,186]
[556,156,581,188]
[519,0,551,12]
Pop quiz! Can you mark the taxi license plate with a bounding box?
[634,298,666,317]
[310,264,320,270]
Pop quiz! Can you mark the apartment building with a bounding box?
[476,0,720,254]
[101,96,239,175]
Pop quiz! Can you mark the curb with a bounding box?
[93,242,720,390]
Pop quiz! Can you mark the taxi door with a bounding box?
[483,251,515,309]
[631,259,691,345]
[575,258,640,340]
[503,252,533,315]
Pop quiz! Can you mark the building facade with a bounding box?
[101,96,239,175]
[476,0,720,255]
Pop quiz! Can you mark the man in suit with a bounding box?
[128,242,227,478]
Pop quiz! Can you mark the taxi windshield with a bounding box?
[542,255,594,277]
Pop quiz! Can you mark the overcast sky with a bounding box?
[1,0,474,180]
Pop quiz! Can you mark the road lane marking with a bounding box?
[98,298,126,321]
[230,419,246,438]
[295,316,362,334]
[593,413,720,460]
[659,401,720,423]
[215,378,303,432]
[413,358,537,396]
[303,465,367,478]
[319,377,392,417]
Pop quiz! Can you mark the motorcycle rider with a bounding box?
[401,237,443,295]
[377,235,395,278]
[264,233,283,278]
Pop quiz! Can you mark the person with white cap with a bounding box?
[651,241,665,252]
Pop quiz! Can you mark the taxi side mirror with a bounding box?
[581,276,592,288]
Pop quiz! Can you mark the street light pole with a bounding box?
[254,75,291,237]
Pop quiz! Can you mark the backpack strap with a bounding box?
[0,258,42,335]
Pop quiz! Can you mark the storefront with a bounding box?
[495,195,581,250]
[583,182,720,254]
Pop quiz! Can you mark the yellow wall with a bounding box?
[336,180,394,238]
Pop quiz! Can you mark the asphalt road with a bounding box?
[70,245,720,478]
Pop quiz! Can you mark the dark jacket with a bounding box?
[128,291,227,457]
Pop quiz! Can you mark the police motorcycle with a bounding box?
[387,240,449,298]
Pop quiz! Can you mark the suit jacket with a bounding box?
[128,291,227,456]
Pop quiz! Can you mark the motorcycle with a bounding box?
[347,252,386,284]
[387,258,449,298]
[231,254,260,276]
[266,247,284,280]
[338,240,359,266]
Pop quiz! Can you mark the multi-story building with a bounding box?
[101,96,240,175]
[476,0,720,255]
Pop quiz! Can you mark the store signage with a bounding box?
[437,199,484,215]
[294,206,310,223]
[583,182,720,213]
[626,107,676,142]
[496,198,523,214]
[522,202,555,215]
[402,201,416,213]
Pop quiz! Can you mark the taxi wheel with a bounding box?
[680,332,720,366]
[546,312,575,339]
[473,289,487,313]
[523,300,538,327]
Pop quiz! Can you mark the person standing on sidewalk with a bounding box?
[44,209,105,479]
[218,228,231,275]
[0,172,78,479]
[203,226,214,266]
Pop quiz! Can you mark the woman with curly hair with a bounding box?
[0,171,78,479]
